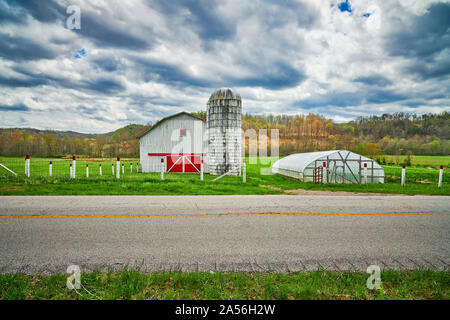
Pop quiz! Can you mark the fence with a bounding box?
[0,155,447,187]
[0,156,140,178]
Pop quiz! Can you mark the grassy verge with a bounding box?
[1,269,448,300]
[0,157,448,196]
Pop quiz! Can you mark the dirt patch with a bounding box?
[283,189,393,196]
[261,184,394,196]
[260,185,283,191]
[0,186,25,192]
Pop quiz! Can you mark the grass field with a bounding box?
[0,157,139,178]
[381,155,450,168]
[0,269,448,300]
[0,156,448,195]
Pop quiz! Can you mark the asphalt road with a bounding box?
[0,195,449,274]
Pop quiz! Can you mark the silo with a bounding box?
[207,88,242,176]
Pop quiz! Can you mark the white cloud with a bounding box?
[0,0,448,133]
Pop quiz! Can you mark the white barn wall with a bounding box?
[140,113,207,173]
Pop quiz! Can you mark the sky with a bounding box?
[0,0,449,133]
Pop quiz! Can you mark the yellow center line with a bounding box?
[0,212,449,218]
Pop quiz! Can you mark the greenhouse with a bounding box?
[272,150,385,184]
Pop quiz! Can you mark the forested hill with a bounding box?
[353,113,449,140]
[0,128,98,139]
[0,112,448,157]
[0,124,150,158]
[100,124,150,140]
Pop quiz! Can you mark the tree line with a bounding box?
[240,111,449,157]
[0,112,448,158]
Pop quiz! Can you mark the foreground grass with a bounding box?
[0,269,448,300]
[0,157,448,196]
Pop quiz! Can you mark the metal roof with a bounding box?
[208,88,241,103]
[138,112,205,139]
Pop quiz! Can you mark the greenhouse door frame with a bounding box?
[315,151,382,184]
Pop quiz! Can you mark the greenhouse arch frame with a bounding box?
[272,150,385,184]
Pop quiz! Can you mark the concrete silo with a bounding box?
[207,88,242,176]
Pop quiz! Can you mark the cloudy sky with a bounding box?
[0,0,449,133]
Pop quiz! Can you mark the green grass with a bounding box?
[0,156,448,196]
[0,269,448,300]
[381,155,450,168]
[0,157,139,178]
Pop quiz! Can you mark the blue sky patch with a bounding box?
[338,1,352,13]
[74,48,86,59]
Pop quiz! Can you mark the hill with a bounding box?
[101,124,149,140]
[0,128,98,139]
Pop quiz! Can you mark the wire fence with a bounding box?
[0,156,140,178]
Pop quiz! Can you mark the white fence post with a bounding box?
[70,164,73,178]
[136,162,139,173]
[112,163,114,175]
[72,156,76,179]
[438,165,443,188]
[243,157,246,183]
[401,165,406,187]
[161,158,164,180]
[49,161,52,177]
[130,163,133,173]
[116,157,120,179]
[322,161,327,184]
[200,158,204,181]
[86,164,89,178]
[99,164,102,176]
[25,155,30,177]
[364,163,368,184]
[122,163,124,175]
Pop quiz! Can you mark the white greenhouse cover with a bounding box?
[272,150,338,174]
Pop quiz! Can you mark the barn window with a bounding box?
[180,129,187,137]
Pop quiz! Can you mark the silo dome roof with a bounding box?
[208,88,241,102]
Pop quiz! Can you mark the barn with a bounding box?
[139,88,242,175]
[139,112,207,173]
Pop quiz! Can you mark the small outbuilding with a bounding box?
[272,150,384,184]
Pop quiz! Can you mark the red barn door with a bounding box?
[184,156,201,173]
[167,156,183,172]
